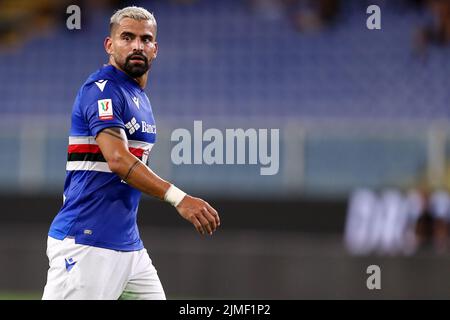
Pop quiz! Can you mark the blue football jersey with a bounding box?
[48,65,157,251]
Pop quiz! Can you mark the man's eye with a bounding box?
[123,36,131,41]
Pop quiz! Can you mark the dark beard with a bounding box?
[122,54,150,78]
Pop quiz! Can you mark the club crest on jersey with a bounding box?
[98,99,113,120]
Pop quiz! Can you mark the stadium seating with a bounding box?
[1,0,448,120]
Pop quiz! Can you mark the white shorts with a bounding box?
[42,236,166,300]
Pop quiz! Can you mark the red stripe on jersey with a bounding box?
[68,144,145,158]
[68,144,101,154]
[129,147,145,158]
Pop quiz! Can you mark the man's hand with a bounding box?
[176,195,220,236]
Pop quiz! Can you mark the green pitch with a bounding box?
[0,292,41,300]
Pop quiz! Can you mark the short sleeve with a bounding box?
[81,80,126,136]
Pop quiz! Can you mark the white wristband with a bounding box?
[164,184,186,207]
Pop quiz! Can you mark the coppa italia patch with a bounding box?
[98,99,113,120]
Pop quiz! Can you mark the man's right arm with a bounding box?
[95,127,220,235]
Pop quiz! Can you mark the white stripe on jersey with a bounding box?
[69,136,97,145]
[68,136,154,150]
[129,140,154,150]
[66,161,112,173]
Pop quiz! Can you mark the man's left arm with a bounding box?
[96,127,220,236]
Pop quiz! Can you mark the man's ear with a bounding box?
[104,37,113,55]
[153,42,158,59]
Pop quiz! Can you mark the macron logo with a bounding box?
[95,80,108,92]
[125,117,140,135]
[132,97,139,109]
[65,258,77,272]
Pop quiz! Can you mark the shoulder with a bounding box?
[76,79,127,118]
[81,79,125,103]
[74,79,128,122]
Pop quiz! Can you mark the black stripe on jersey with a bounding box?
[68,153,107,162]
[67,153,143,162]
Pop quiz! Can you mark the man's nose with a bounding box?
[132,38,144,51]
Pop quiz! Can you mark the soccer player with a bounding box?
[42,6,220,300]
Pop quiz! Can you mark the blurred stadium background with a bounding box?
[2,0,450,299]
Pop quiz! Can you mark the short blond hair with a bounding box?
[110,6,157,35]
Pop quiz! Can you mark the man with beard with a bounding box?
[42,6,220,300]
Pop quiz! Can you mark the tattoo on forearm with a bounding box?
[124,160,141,182]
[101,128,125,141]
